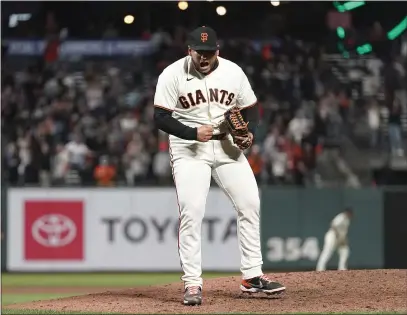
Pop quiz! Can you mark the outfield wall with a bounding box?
[2,187,405,272]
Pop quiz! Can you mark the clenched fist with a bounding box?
[197,125,214,142]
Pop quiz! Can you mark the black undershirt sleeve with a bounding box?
[154,106,197,140]
[154,104,258,140]
[240,104,259,135]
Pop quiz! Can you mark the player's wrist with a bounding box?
[182,126,198,140]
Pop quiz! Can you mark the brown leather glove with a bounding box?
[224,107,253,150]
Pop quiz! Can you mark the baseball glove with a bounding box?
[224,107,253,150]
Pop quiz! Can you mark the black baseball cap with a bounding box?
[188,26,219,51]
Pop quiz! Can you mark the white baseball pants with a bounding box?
[316,229,350,271]
[170,137,263,289]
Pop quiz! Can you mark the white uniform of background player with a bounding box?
[316,208,353,271]
[153,26,285,305]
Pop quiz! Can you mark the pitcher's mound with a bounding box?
[4,269,406,314]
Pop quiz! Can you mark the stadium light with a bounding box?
[216,6,226,16]
[333,1,365,12]
[124,15,134,24]
[356,43,372,55]
[271,1,280,6]
[336,27,345,39]
[387,16,407,40]
[8,13,31,28]
[178,1,188,10]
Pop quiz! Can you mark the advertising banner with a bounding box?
[3,40,156,56]
[7,188,241,271]
[260,188,385,270]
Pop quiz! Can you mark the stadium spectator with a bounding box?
[51,143,70,185]
[94,156,116,186]
[388,100,404,156]
[3,20,405,187]
[247,144,264,183]
[65,133,92,172]
[367,101,381,149]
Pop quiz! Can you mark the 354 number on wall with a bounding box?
[266,237,320,262]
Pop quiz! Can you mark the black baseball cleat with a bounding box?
[183,286,202,306]
[240,275,286,295]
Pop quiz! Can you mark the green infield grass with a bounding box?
[2,272,237,287]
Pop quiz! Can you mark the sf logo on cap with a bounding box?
[201,32,208,42]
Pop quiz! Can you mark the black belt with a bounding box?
[210,133,227,140]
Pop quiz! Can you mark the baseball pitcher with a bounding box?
[153,26,286,306]
[316,207,353,271]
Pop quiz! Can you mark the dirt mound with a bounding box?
[4,269,406,314]
[2,286,128,294]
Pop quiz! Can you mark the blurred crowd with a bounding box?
[365,57,407,156]
[2,24,407,188]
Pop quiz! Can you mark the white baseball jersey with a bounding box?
[153,56,264,287]
[330,212,350,239]
[154,56,257,139]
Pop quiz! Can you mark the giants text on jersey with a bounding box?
[154,56,257,133]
